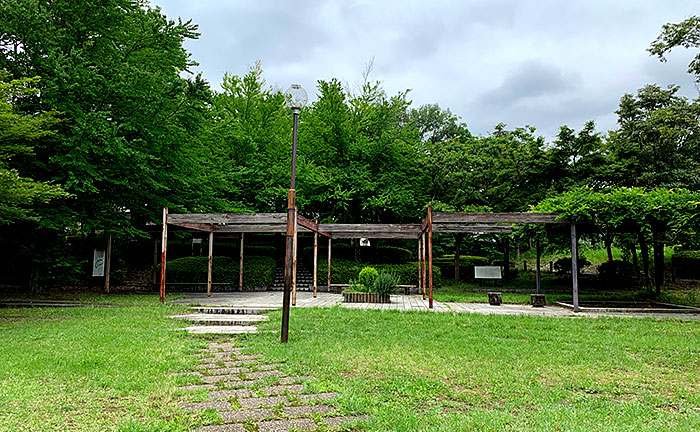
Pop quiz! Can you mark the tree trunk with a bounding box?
[638,232,650,289]
[605,235,613,263]
[515,241,520,261]
[652,230,664,296]
[631,242,639,282]
[353,238,360,263]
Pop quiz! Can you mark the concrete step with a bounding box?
[180,325,258,334]
[171,313,268,326]
[191,307,275,315]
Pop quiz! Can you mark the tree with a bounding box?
[649,16,700,81]
[548,121,607,191]
[0,74,68,224]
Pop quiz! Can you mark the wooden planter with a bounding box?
[343,292,391,303]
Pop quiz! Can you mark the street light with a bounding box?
[281,84,307,343]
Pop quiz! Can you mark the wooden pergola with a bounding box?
[159,206,583,311]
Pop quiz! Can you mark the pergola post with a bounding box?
[104,232,112,293]
[421,231,426,300]
[159,207,168,304]
[207,231,214,297]
[313,219,318,298]
[417,237,422,295]
[428,206,434,309]
[292,212,297,306]
[535,237,541,295]
[570,223,579,312]
[327,238,332,291]
[238,232,244,291]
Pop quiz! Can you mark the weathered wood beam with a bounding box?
[160,207,168,304]
[209,224,312,234]
[317,223,421,233]
[170,222,214,232]
[313,219,318,298]
[432,224,514,234]
[297,214,331,237]
[433,212,563,224]
[328,232,420,239]
[168,213,287,224]
[207,231,213,297]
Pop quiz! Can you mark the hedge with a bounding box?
[434,255,490,280]
[597,260,636,284]
[164,256,276,288]
[672,250,700,279]
[213,244,277,259]
[316,258,441,287]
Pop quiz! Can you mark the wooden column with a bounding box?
[417,238,422,295]
[104,232,112,293]
[292,213,297,306]
[207,231,214,297]
[535,237,541,294]
[313,219,318,298]
[504,236,510,282]
[159,207,168,303]
[152,239,159,284]
[327,237,332,291]
[570,223,579,313]
[428,206,434,309]
[421,232,427,300]
[238,233,244,291]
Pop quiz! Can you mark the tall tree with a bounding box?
[649,15,700,81]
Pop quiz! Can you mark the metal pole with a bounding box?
[570,223,579,313]
[281,111,299,343]
[160,207,168,304]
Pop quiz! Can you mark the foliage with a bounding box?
[358,267,379,287]
[553,256,591,277]
[347,279,368,293]
[374,246,414,264]
[433,255,490,280]
[671,250,700,279]
[649,15,700,81]
[372,271,400,295]
[597,260,636,284]
[317,258,440,287]
[164,256,275,288]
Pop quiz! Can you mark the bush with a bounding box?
[373,272,400,295]
[554,256,590,277]
[434,255,490,280]
[672,250,700,279]
[358,267,379,286]
[164,256,275,288]
[246,245,277,258]
[597,260,636,284]
[316,259,441,287]
[347,279,368,293]
[375,246,413,264]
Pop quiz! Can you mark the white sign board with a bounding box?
[474,266,502,280]
[360,238,370,247]
[93,249,106,277]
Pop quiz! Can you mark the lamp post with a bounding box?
[281,84,307,343]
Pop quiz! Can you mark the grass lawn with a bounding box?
[243,307,700,431]
[0,294,213,432]
[2,293,699,431]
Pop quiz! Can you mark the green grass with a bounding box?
[243,307,700,431]
[0,293,213,432]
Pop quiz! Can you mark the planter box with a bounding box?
[531,294,545,307]
[343,292,391,303]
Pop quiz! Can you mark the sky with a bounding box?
[155,0,699,141]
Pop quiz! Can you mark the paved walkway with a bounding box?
[172,292,700,320]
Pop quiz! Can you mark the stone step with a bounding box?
[180,325,258,335]
[171,313,268,326]
[190,307,275,315]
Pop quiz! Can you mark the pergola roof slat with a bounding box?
[168,213,287,224]
[432,212,563,224]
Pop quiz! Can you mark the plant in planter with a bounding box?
[358,267,378,287]
[343,269,399,303]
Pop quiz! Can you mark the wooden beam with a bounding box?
[168,213,287,224]
[207,231,213,297]
[571,223,579,313]
[313,219,318,298]
[211,224,308,233]
[433,212,563,224]
[317,223,421,233]
[421,232,426,300]
[327,232,420,239]
[297,214,331,238]
[536,237,541,295]
[160,207,168,303]
[169,222,213,232]
[238,233,244,292]
[428,206,434,309]
[421,217,428,233]
[432,224,514,233]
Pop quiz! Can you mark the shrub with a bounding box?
[434,255,490,280]
[554,256,591,277]
[358,267,379,287]
[373,272,400,295]
[672,250,700,279]
[164,256,275,288]
[347,279,368,293]
[316,259,441,287]
[375,246,413,264]
[597,260,636,284]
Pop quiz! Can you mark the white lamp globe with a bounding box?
[284,84,307,113]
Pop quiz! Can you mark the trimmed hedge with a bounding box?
[597,260,636,284]
[317,258,441,287]
[434,255,490,280]
[672,250,700,279]
[375,246,414,264]
[164,256,275,288]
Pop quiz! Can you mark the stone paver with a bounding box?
[297,392,337,402]
[205,367,249,375]
[180,325,258,334]
[219,408,274,422]
[257,418,317,432]
[263,384,304,395]
[283,404,335,416]
[244,370,284,379]
[208,388,253,399]
[196,424,246,432]
[238,395,288,409]
[180,400,231,411]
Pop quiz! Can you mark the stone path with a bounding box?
[180,341,366,431]
[171,306,275,334]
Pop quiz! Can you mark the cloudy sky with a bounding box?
[155,0,698,141]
